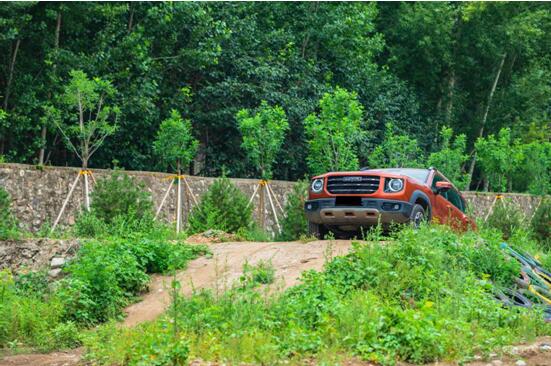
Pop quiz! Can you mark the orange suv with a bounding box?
[304,167,475,238]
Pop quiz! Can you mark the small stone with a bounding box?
[540,343,551,351]
[50,257,65,269]
[492,360,503,366]
[515,360,526,366]
[489,353,498,358]
[48,268,62,278]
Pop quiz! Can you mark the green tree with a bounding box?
[153,109,198,174]
[369,123,425,168]
[304,87,363,175]
[516,140,551,195]
[236,101,289,180]
[56,70,119,168]
[427,126,469,188]
[475,128,524,192]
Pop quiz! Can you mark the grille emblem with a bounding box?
[342,176,363,182]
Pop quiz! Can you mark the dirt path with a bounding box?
[124,239,353,326]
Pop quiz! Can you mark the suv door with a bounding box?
[430,173,451,225]
[445,188,470,230]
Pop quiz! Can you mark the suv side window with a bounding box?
[446,188,465,212]
[431,174,448,199]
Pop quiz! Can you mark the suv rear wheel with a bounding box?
[410,204,426,229]
[308,222,328,239]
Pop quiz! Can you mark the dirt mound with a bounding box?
[186,229,239,244]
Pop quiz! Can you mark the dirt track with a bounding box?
[124,239,353,326]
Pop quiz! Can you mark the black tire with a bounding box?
[308,221,328,239]
[409,204,426,229]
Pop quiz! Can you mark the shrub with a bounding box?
[241,260,276,287]
[14,270,50,300]
[276,180,309,241]
[58,238,208,325]
[74,172,156,237]
[188,177,253,234]
[90,172,153,224]
[0,187,18,239]
[531,197,551,248]
[486,198,526,240]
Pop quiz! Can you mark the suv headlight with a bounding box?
[311,178,324,193]
[387,178,404,192]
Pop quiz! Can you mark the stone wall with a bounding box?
[0,238,80,275]
[0,163,294,235]
[462,191,544,222]
[0,163,546,236]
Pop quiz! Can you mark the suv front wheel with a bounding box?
[308,222,328,240]
[410,204,426,229]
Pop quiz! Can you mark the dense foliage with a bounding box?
[3,3,549,191]
[188,177,253,234]
[83,225,551,365]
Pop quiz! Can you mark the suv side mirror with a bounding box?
[435,181,452,194]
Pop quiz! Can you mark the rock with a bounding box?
[515,360,526,366]
[540,343,551,351]
[48,268,62,278]
[492,360,503,366]
[50,257,65,269]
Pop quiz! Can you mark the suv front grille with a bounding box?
[326,176,380,194]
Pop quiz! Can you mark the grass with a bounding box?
[82,224,551,365]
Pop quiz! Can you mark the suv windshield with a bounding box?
[368,168,429,182]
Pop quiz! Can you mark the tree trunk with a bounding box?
[466,52,507,190]
[301,2,320,59]
[483,178,489,192]
[128,2,135,33]
[3,39,20,111]
[39,11,62,165]
[445,71,456,124]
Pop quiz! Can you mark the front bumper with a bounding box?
[304,198,413,227]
